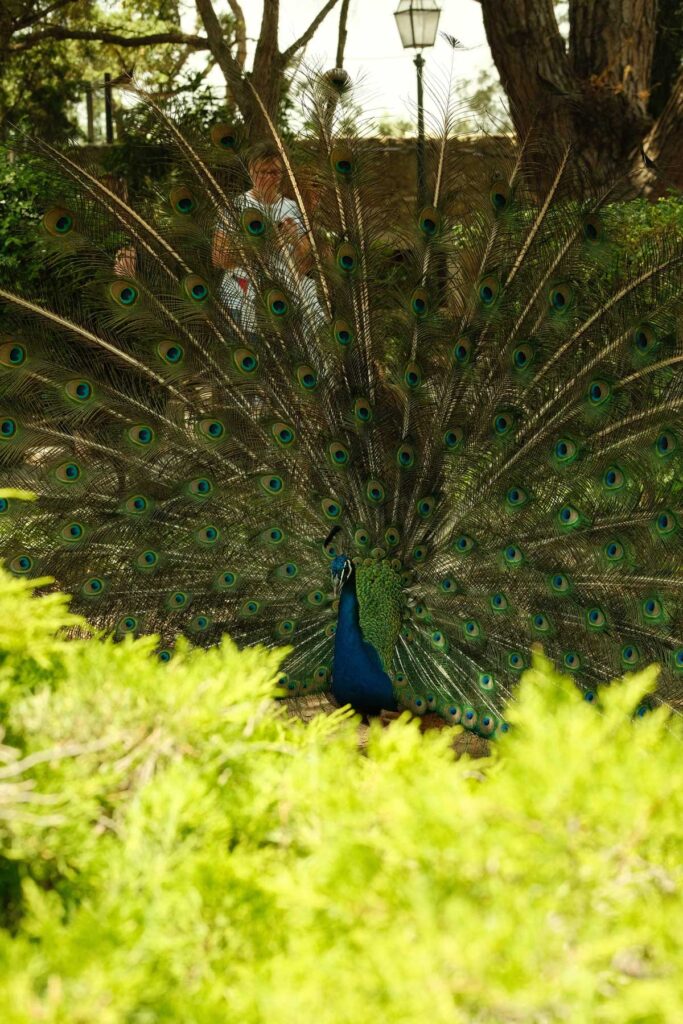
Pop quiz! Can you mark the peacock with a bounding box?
[1,70,682,736]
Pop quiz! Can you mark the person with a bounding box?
[212,143,319,328]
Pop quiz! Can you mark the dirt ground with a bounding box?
[283,692,491,759]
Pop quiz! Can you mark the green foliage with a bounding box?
[0,569,681,1022]
[607,190,683,247]
[0,149,59,292]
[0,1,219,143]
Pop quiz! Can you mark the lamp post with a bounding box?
[394,0,442,207]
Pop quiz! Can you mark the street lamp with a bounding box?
[394,0,442,207]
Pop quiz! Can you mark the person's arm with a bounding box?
[278,199,313,274]
[212,225,236,271]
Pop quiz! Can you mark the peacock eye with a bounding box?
[430,630,448,652]
[416,495,435,518]
[234,348,259,374]
[462,707,478,728]
[333,319,354,346]
[633,323,657,354]
[110,280,139,307]
[410,287,429,316]
[321,498,342,520]
[330,145,354,176]
[128,424,155,446]
[478,274,500,306]
[170,186,196,215]
[336,242,357,273]
[512,341,535,370]
[366,479,385,504]
[353,397,372,423]
[604,540,624,561]
[503,544,523,565]
[43,207,75,236]
[588,379,611,406]
[296,365,318,390]
[489,179,511,212]
[554,437,578,464]
[454,534,475,554]
[548,282,574,312]
[0,342,27,367]
[403,361,422,389]
[272,422,296,447]
[329,441,350,466]
[211,123,240,150]
[267,289,289,317]
[453,337,472,365]
[199,418,225,441]
[506,486,528,508]
[158,341,184,365]
[602,466,625,490]
[493,410,514,436]
[444,426,464,450]
[563,651,581,670]
[586,606,606,629]
[655,510,677,536]
[10,554,33,574]
[260,474,284,495]
[183,275,209,302]
[655,430,677,457]
[558,504,580,527]
[621,644,639,666]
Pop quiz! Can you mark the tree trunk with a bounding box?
[196,0,343,138]
[478,0,679,193]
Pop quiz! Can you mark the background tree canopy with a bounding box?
[1,1,680,189]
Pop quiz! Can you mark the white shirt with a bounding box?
[219,191,322,329]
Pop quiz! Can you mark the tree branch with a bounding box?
[10,26,210,53]
[194,0,251,116]
[227,0,247,69]
[335,0,350,68]
[14,0,77,31]
[282,0,342,62]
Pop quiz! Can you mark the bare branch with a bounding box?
[227,0,247,69]
[194,0,251,116]
[335,0,350,68]
[282,0,342,62]
[10,25,210,53]
[14,0,77,31]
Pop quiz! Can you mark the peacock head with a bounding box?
[331,554,353,596]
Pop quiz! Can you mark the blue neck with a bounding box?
[331,574,397,715]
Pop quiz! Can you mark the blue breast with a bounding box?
[332,577,397,715]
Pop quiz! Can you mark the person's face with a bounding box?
[250,157,283,198]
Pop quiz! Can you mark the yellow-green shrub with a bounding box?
[0,569,681,1023]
